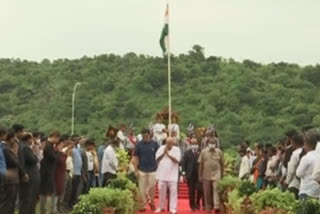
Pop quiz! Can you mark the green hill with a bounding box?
[1,45,319,148]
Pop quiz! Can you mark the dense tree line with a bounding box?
[0,45,319,148]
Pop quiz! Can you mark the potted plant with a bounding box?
[292,199,320,214]
[72,188,138,214]
[102,207,115,214]
[218,176,241,213]
[107,175,140,206]
[238,180,257,214]
[258,207,287,214]
[227,189,243,214]
[250,188,296,214]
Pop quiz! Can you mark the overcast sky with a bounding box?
[1,0,319,65]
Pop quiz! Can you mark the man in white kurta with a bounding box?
[155,137,181,214]
[296,134,320,199]
[101,140,119,186]
[153,116,167,146]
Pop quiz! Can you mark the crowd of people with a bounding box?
[237,126,320,201]
[0,115,224,214]
[1,119,319,214]
[0,125,101,214]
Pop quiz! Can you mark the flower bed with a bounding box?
[218,176,306,214]
[72,188,137,214]
[72,175,139,214]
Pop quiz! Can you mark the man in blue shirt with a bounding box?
[0,144,5,176]
[0,128,7,183]
[69,135,83,208]
[134,129,159,212]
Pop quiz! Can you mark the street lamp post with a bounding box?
[71,82,82,135]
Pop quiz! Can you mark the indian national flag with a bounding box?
[160,4,169,55]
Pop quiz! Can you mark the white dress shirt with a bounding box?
[239,155,251,179]
[286,148,302,189]
[156,145,181,182]
[86,151,94,171]
[153,123,167,144]
[66,156,74,177]
[265,155,278,178]
[312,154,320,185]
[117,130,126,142]
[296,150,320,198]
[315,142,320,154]
[101,145,118,175]
[168,123,180,139]
[116,131,125,149]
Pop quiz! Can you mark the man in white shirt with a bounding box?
[101,139,119,186]
[155,137,181,214]
[85,139,96,191]
[296,133,320,200]
[238,148,251,180]
[168,116,180,139]
[117,124,126,149]
[285,134,304,199]
[153,116,167,146]
[312,155,320,189]
[312,137,320,198]
[265,147,278,187]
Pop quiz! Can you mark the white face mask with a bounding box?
[190,145,199,151]
[208,144,216,150]
[29,141,34,148]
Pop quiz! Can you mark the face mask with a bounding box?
[190,145,199,151]
[208,144,216,150]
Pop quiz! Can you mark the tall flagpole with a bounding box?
[167,2,172,137]
[71,82,82,135]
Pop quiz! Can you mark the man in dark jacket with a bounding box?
[0,130,28,214]
[39,131,60,214]
[280,130,298,189]
[11,124,26,178]
[182,138,202,211]
[80,140,89,194]
[19,133,40,214]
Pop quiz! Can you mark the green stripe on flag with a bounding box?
[160,23,169,54]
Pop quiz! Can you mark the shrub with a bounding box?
[227,189,243,214]
[238,180,257,197]
[292,199,320,214]
[107,175,137,192]
[72,188,137,214]
[250,188,296,213]
[224,150,238,176]
[218,175,241,194]
[126,172,138,184]
[115,148,130,172]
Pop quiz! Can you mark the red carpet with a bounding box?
[139,182,218,214]
[137,199,217,214]
[155,182,189,199]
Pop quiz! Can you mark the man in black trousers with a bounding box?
[19,133,40,214]
[0,130,29,214]
[182,138,203,211]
